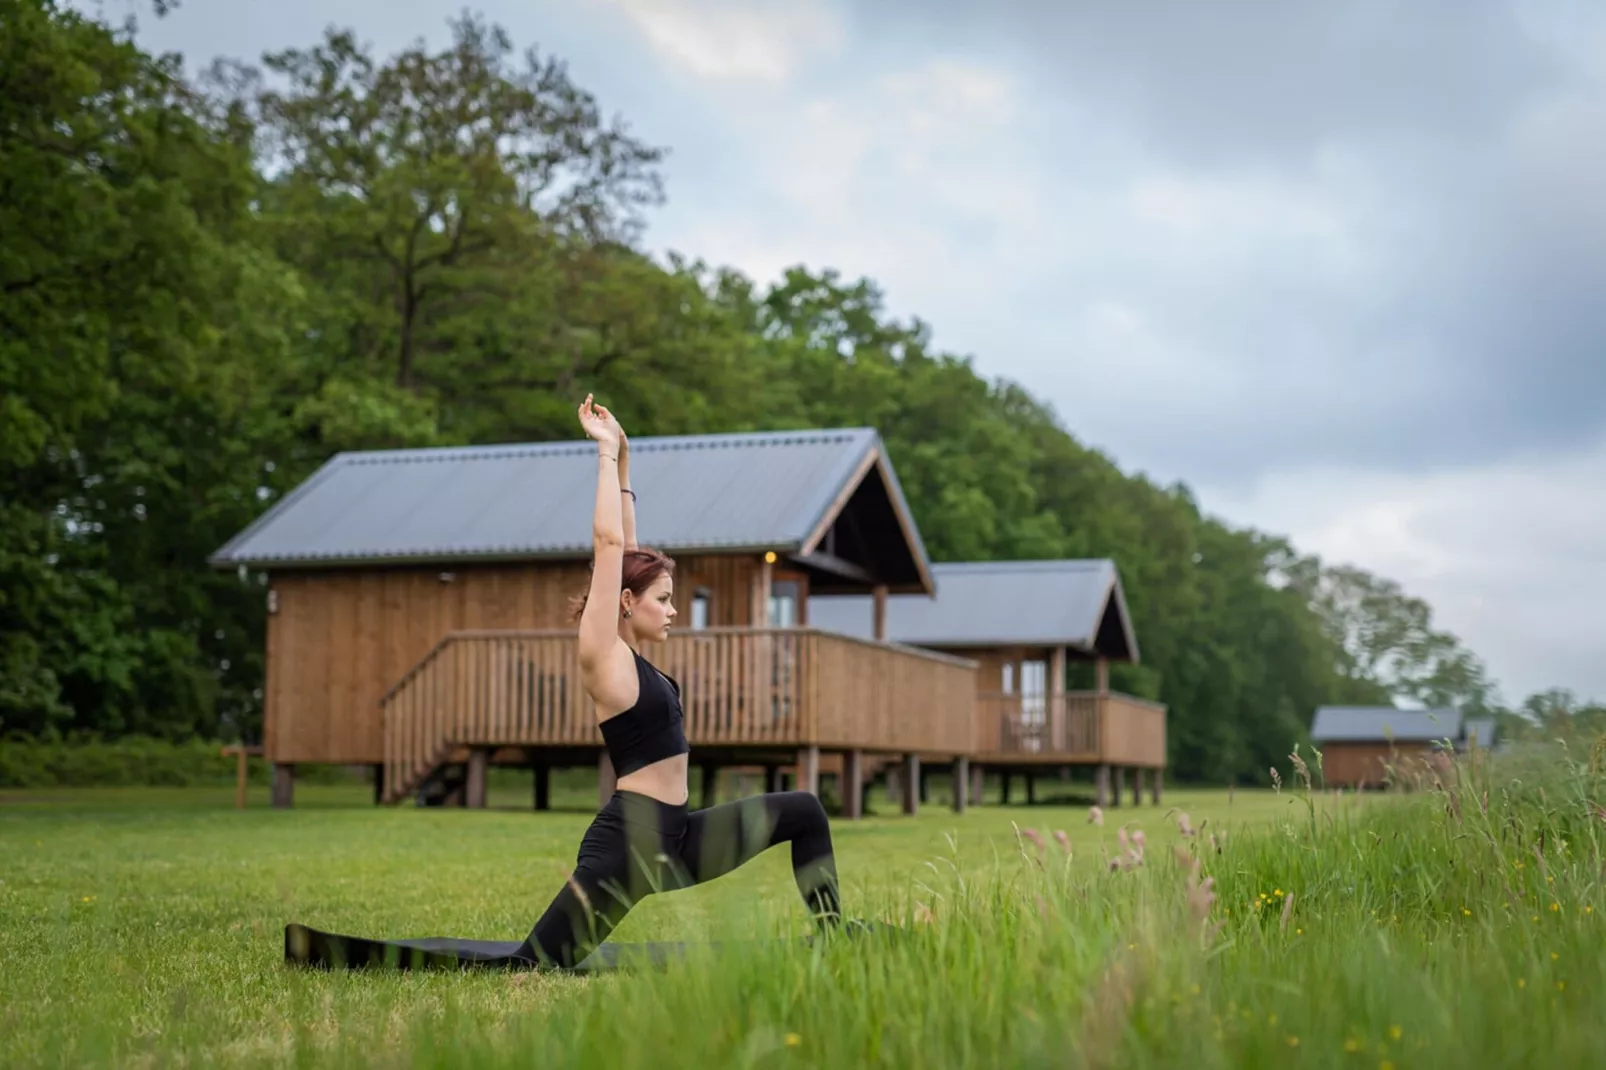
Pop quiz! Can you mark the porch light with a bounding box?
[764,551,777,563]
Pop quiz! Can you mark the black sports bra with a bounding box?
[598,651,690,776]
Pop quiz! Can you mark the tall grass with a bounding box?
[3,741,1603,1068]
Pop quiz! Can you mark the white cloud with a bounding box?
[598,0,843,83]
[1201,433,1606,704]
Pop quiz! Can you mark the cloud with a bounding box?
[1200,431,1606,703]
[597,0,844,84]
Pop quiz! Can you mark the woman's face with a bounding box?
[624,573,676,642]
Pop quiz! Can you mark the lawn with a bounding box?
[2,750,1603,1068]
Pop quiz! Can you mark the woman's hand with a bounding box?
[578,394,623,451]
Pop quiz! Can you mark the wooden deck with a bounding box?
[970,690,1167,767]
[378,627,977,804]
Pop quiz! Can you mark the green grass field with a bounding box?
[3,748,1603,1069]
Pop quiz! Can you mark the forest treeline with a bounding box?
[3,2,1596,782]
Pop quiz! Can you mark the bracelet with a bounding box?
[599,453,617,462]
[621,488,636,501]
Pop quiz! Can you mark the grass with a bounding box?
[2,746,1604,1068]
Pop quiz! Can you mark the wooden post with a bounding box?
[1000,770,1011,805]
[1050,645,1066,751]
[220,745,262,810]
[466,748,489,809]
[1095,764,1110,808]
[598,750,616,808]
[533,763,550,811]
[1026,773,1036,805]
[1151,767,1164,804]
[371,763,384,805]
[843,750,864,819]
[272,763,294,809]
[970,763,984,807]
[1095,656,1109,694]
[871,584,889,641]
[1112,766,1125,807]
[901,753,920,815]
[764,765,781,793]
[952,757,969,813]
[919,764,930,803]
[754,556,774,626]
[701,763,719,809]
[1131,768,1143,806]
[798,746,820,796]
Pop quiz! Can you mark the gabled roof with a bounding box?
[1310,706,1464,743]
[807,559,1141,661]
[209,427,933,592]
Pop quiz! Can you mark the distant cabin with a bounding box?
[809,559,1167,808]
[1309,706,1490,787]
[210,428,977,814]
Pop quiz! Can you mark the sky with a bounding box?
[102,0,1606,706]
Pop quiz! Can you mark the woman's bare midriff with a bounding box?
[614,753,690,805]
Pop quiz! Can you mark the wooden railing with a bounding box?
[974,690,1167,766]
[379,628,976,804]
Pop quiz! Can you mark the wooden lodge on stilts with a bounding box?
[809,560,1168,809]
[209,428,978,817]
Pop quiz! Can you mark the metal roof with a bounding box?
[1310,706,1464,743]
[807,559,1139,657]
[209,427,931,576]
[1462,718,1497,747]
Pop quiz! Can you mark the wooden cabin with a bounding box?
[209,428,977,816]
[809,559,1167,808]
[1310,706,1474,787]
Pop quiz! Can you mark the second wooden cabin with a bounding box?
[209,428,977,816]
[809,559,1168,807]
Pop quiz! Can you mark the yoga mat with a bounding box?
[284,918,898,973]
[283,922,713,973]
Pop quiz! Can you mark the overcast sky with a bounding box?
[111,0,1605,706]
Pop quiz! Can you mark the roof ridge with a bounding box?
[333,427,878,466]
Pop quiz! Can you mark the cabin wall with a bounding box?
[1318,741,1441,787]
[264,555,761,764]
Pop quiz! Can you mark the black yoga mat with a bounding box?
[284,918,898,973]
[284,922,715,973]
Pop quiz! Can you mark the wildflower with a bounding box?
[1296,928,1303,935]
[1517,979,1525,988]
[1532,915,1540,922]
[1551,952,1559,961]
[785,1033,801,1047]
[1382,1062,1395,1070]
[1462,908,1471,917]
[1287,1035,1300,1048]
[1344,1038,1361,1052]
[1551,902,1560,912]
[1388,1025,1402,1041]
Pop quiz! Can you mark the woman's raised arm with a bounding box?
[576,396,628,672]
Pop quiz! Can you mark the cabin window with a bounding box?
[768,580,800,628]
[1001,663,1014,694]
[1021,660,1047,724]
[691,588,712,630]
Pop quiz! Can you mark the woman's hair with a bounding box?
[569,547,677,622]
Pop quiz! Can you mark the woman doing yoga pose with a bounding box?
[512,396,844,968]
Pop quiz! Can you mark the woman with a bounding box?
[511,396,845,969]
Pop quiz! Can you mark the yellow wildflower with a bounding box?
[784,1033,801,1047]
